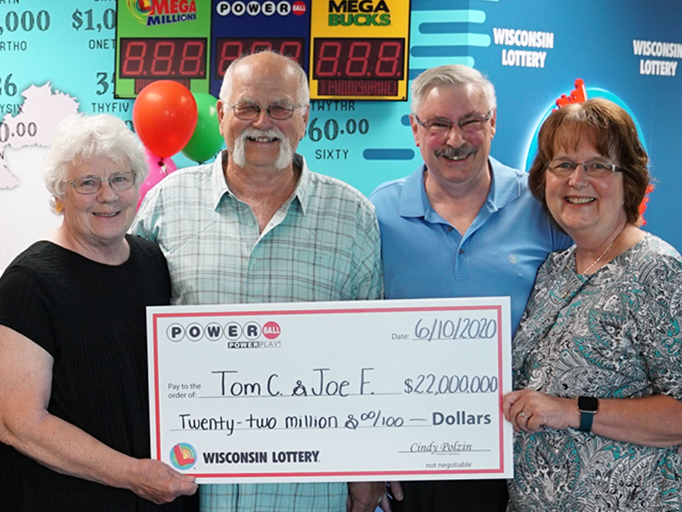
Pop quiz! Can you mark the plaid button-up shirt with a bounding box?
[131,152,383,512]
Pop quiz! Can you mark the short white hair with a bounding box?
[411,64,497,113]
[44,114,148,214]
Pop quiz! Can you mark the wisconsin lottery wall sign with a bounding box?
[115,0,411,100]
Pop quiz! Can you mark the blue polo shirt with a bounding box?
[370,158,572,334]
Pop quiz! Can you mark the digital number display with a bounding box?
[313,38,405,80]
[213,38,306,79]
[119,38,207,80]
[312,38,405,97]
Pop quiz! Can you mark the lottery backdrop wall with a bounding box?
[1,0,680,272]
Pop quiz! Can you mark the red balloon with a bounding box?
[133,80,198,158]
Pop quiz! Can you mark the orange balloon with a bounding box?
[133,80,198,158]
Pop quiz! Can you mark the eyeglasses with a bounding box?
[546,160,620,178]
[413,111,492,136]
[228,102,301,121]
[66,172,136,195]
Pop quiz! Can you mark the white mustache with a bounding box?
[232,127,294,170]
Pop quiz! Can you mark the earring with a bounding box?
[55,201,64,213]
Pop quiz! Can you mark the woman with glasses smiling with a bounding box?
[0,114,198,511]
[503,98,682,510]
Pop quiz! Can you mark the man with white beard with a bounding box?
[131,51,389,512]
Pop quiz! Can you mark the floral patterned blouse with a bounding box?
[509,233,682,512]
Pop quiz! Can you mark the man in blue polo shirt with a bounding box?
[369,65,571,512]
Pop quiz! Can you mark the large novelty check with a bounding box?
[147,297,513,483]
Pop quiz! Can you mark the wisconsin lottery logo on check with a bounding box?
[166,320,282,348]
[170,443,197,470]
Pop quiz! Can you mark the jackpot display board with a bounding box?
[209,0,311,98]
[1,0,681,275]
[308,0,411,100]
[115,1,212,97]
[115,0,410,100]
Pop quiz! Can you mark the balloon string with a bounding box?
[159,160,167,176]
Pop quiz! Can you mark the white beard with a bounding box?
[231,127,294,170]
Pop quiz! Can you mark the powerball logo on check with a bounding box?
[166,320,282,349]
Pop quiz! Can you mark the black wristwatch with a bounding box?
[577,396,599,432]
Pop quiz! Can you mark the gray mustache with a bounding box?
[435,145,478,159]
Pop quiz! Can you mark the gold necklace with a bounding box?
[581,240,615,275]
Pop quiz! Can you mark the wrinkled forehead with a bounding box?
[68,155,126,176]
[230,58,299,104]
[417,83,490,118]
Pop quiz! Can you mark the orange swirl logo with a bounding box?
[127,0,154,23]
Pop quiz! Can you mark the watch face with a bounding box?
[578,396,599,412]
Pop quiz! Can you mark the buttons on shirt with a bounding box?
[459,249,464,255]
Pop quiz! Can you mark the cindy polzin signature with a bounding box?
[410,440,474,454]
